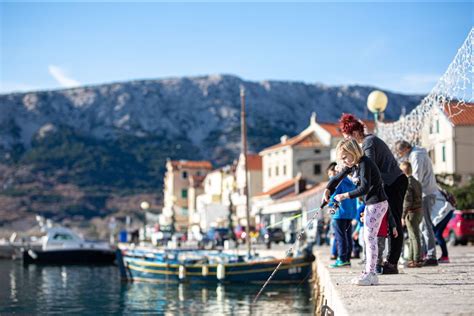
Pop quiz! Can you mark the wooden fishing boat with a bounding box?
[117,247,315,284]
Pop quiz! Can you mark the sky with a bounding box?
[1,1,472,95]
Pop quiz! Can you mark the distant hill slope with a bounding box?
[0,74,423,236]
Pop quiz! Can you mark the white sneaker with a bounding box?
[353,272,379,286]
[351,272,367,284]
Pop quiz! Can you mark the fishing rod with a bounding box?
[253,200,334,304]
[264,200,339,230]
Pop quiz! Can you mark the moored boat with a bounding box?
[22,227,116,265]
[117,247,315,284]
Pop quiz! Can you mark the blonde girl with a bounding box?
[322,139,389,286]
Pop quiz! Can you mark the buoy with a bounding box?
[217,263,225,281]
[179,265,186,280]
[202,265,208,277]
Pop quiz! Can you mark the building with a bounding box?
[233,153,263,226]
[259,113,331,193]
[421,101,474,185]
[162,159,213,231]
[253,113,374,239]
[187,175,206,232]
[194,165,236,231]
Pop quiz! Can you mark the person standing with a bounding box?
[326,162,358,267]
[395,140,439,266]
[400,161,424,267]
[339,114,407,274]
[322,139,390,286]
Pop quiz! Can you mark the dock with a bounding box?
[312,245,474,315]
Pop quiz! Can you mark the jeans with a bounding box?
[434,210,454,258]
[333,219,353,262]
[420,194,437,259]
[384,174,408,265]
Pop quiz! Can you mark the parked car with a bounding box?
[443,210,474,246]
[264,228,285,245]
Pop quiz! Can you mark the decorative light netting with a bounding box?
[377,28,474,149]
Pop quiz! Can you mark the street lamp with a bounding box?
[140,201,150,241]
[367,90,388,122]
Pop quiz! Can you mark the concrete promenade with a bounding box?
[313,245,474,315]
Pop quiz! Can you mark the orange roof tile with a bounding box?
[170,160,213,170]
[254,178,297,197]
[442,101,474,126]
[319,120,375,137]
[319,123,342,137]
[276,182,328,202]
[247,154,262,170]
[260,130,322,153]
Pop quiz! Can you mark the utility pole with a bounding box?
[240,86,252,258]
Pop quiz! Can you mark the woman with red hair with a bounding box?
[339,113,408,274]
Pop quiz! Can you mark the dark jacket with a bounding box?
[327,155,388,205]
[362,134,403,186]
[402,175,423,218]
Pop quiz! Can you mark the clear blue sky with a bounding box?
[1,1,472,94]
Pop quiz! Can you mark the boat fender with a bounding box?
[217,263,225,280]
[179,265,186,280]
[202,265,208,277]
[28,249,38,260]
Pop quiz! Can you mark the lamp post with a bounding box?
[140,201,150,241]
[367,90,388,123]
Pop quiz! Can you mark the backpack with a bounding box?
[439,188,457,208]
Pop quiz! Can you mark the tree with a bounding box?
[451,179,474,210]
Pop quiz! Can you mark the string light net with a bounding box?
[377,28,474,149]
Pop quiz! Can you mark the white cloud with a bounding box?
[48,65,81,88]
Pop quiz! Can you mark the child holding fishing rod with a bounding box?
[326,162,358,268]
[322,139,392,286]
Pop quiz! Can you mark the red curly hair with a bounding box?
[339,113,365,136]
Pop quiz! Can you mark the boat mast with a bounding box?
[240,86,251,258]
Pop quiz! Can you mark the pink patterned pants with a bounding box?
[364,200,389,273]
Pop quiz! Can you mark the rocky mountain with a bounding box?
[0,74,423,237]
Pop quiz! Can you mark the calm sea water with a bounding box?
[0,260,314,315]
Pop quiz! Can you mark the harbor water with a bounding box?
[0,260,314,315]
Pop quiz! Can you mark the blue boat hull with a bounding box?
[117,250,314,284]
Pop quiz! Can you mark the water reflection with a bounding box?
[1,261,313,315]
[122,281,313,315]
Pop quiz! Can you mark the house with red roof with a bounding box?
[251,113,367,239]
[233,153,263,226]
[162,159,213,231]
[422,101,474,185]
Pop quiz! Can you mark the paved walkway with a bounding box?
[313,245,474,315]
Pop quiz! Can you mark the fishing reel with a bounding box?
[328,201,340,215]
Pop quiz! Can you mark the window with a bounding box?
[53,234,73,241]
[275,166,279,176]
[436,120,440,133]
[268,168,272,177]
[182,171,188,179]
[313,164,321,175]
[283,165,287,176]
[181,189,188,199]
[314,149,321,154]
[442,145,446,162]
